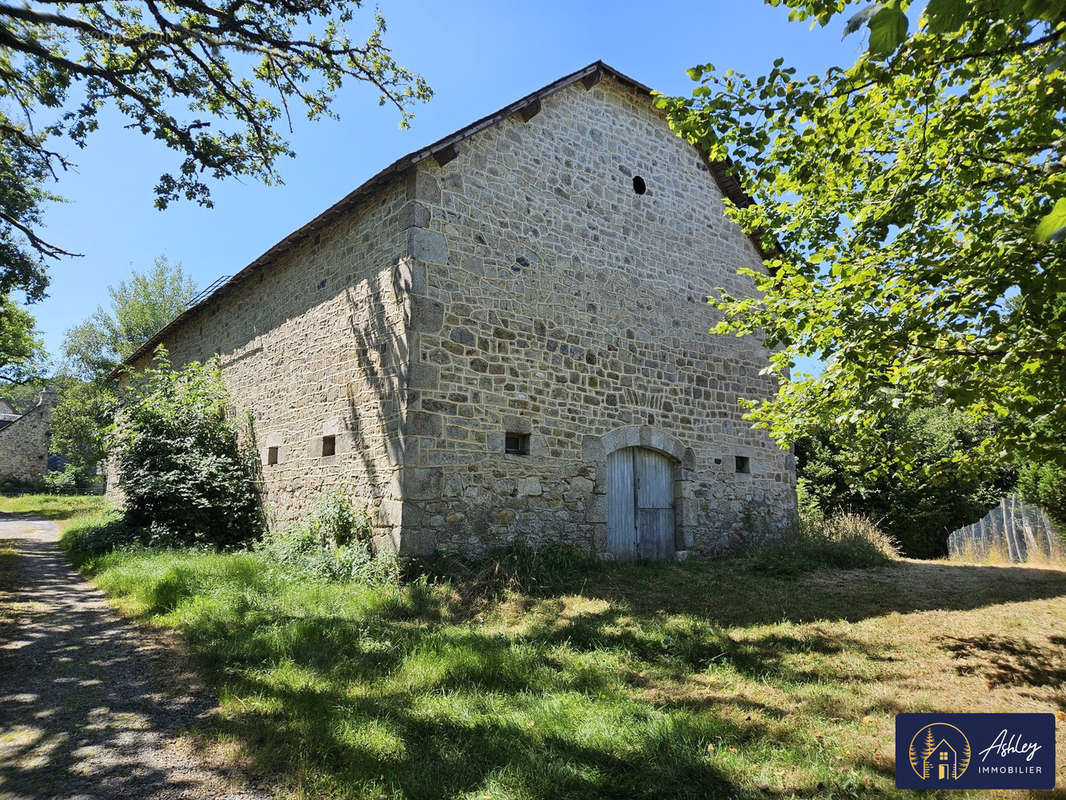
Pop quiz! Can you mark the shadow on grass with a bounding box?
[54,546,1066,799]
[0,524,247,800]
[183,606,837,799]
[564,558,1066,627]
[940,633,1066,697]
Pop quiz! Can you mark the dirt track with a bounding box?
[0,515,267,800]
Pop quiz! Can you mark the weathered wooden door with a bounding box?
[606,447,674,560]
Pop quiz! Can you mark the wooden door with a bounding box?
[607,447,674,560]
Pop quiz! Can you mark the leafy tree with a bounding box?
[1014,417,1066,535]
[49,380,115,474]
[62,256,196,379]
[51,258,194,474]
[658,0,1066,465]
[1017,460,1066,532]
[796,406,1014,557]
[111,347,263,547]
[0,0,430,313]
[0,298,45,385]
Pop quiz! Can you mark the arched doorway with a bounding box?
[606,446,675,560]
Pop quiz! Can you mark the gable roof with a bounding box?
[928,740,958,757]
[114,60,759,377]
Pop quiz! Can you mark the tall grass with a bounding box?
[745,512,900,576]
[948,536,1065,566]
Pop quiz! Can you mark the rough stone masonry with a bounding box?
[112,62,797,559]
[0,390,57,483]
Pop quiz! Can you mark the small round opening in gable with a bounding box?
[632,176,647,195]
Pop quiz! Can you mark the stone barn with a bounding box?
[112,61,797,559]
[0,391,57,484]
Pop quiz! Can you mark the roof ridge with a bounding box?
[113,61,757,377]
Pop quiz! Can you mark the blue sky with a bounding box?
[29,0,861,363]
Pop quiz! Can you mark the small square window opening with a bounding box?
[267,446,279,466]
[735,455,750,474]
[321,435,336,457]
[505,432,530,456]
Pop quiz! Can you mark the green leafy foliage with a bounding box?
[867,4,909,55]
[795,407,1014,557]
[1016,460,1066,534]
[1036,196,1066,242]
[258,527,400,585]
[256,490,397,584]
[0,117,55,312]
[0,297,45,386]
[658,1,1066,468]
[62,257,197,380]
[42,463,97,495]
[306,489,372,548]
[0,0,431,293]
[51,258,193,474]
[111,348,263,548]
[49,380,115,473]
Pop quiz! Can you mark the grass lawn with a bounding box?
[7,495,1065,798]
[0,493,111,521]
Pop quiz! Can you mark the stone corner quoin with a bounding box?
[108,66,797,560]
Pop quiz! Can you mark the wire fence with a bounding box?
[947,495,1063,563]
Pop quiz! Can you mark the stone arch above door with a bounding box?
[599,425,689,464]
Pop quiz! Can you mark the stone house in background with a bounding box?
[0,391,57,483]
[111,61,797,559]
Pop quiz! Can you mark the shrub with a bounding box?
[795,406,1013,558]
[258,529,400,585]
[746,511,899,576]
[43,464,96,494]
[257,491,397,585]
[110,348,263,549]
[306,489,371,547]
[1016,460,1066,541]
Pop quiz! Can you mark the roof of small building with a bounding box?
[114,60,759,377]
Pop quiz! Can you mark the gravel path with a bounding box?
[0,515,269,800]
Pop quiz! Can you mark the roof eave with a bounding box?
[112,60,765,379]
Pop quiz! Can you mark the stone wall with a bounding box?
[110,71,796,557]
[0,391,57,483]
[114,178,421,537]
[396,75,796,557]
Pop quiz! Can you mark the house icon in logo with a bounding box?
[925,739,958,781]
[908,722,971,782]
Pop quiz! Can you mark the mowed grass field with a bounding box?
[3,495,1065,799]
